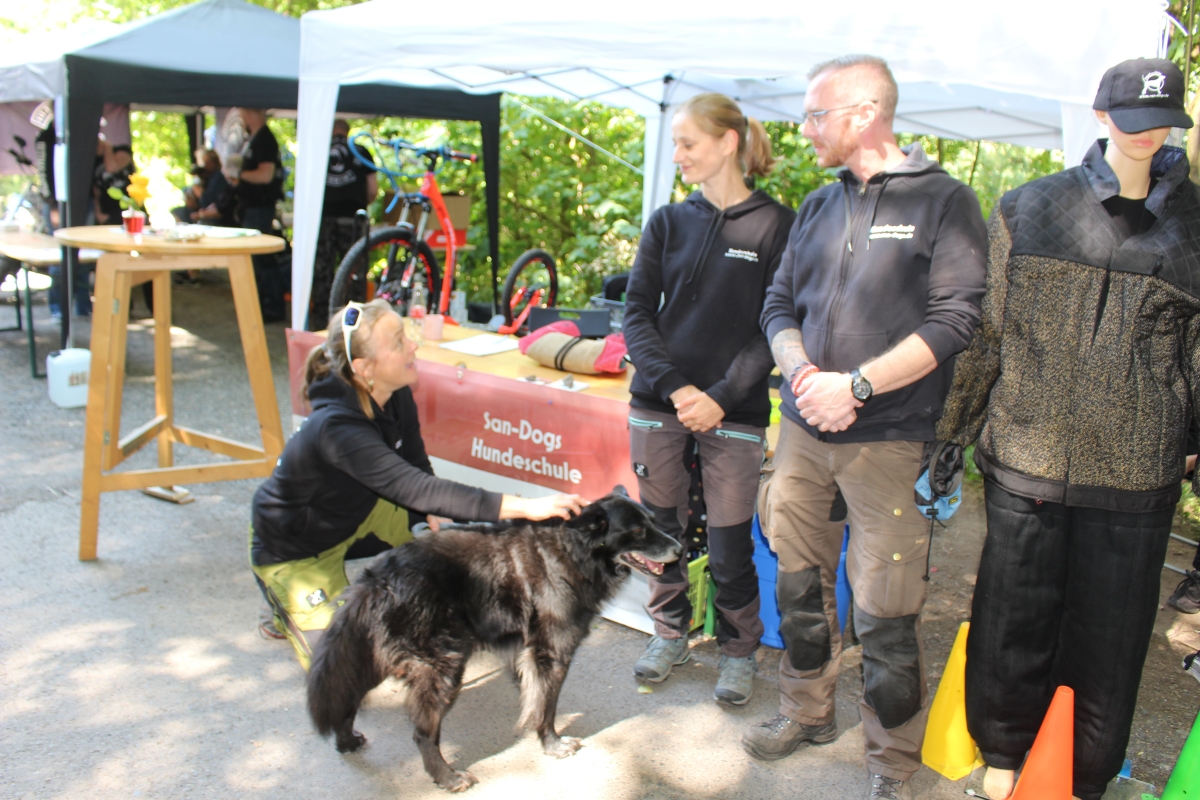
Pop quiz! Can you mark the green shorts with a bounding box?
[251,498,413,669]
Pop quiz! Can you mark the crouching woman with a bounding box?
[250,300,584,667]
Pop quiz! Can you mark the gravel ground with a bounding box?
[1,276,1197,799]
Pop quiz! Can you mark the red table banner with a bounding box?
[410,359,635,498]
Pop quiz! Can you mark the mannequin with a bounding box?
[936,57,1199,800]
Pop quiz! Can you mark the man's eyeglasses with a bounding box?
[342,302,364,373]
[799,100,877,126]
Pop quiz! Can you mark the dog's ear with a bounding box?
[611,484,629,498]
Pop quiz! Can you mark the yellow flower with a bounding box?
[127,184,150,204]
[128,173,150,187]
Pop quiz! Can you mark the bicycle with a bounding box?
[328,134,557,334]
[3,135,49,233]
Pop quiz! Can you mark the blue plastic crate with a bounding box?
[752,514,852,650]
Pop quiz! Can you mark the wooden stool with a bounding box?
[55,227,286,560]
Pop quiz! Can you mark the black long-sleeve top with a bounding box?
[623,189,795,427]
[250,373,502,565]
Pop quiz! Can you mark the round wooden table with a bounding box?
[54,226,286,560]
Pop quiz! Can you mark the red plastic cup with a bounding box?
[122,211,146,234]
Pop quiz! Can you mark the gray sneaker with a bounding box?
[741,713,837,760]
[714,654,756,705]
[632,635,690,682]
[866,773,913,800]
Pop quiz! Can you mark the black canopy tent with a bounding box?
[60,0,502,339]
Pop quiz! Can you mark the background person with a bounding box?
[172,149,229,225]
[310,119,378,331]
[936,58,1200,800]
[750,55,986,800]
[622,93,795,705]
[231,107,286,322]
[251,299,585,668]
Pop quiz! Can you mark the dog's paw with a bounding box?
[543,736,583,758]
[335,730,367,753]
[438,769,478,792]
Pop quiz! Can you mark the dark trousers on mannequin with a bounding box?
[966,480,1172,800]
[629,408,765,656]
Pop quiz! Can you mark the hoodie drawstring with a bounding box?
[866,175,891,251]
[686,208,728,300]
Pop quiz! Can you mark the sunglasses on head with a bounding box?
[342,302,364,373]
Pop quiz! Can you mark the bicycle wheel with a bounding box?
[383,237,445,313]
[329,226,441,321]
[501,249,558,329]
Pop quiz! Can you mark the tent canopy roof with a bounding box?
[72,0,299,82]
[301,0,1164,151]
[0,19,118,103]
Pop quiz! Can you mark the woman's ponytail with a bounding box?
[743,117,776,179]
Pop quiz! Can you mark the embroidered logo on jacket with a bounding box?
[1141,71,1168,99]
[868,224,916,240]
[724,248,759,262]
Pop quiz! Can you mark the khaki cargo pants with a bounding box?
[762,417,931,780]
[251,498,412,670]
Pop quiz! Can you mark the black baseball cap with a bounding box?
[1093,58,1194,132]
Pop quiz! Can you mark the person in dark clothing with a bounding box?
[310,120,378,331]
[251,299,585,668]
[936,58,1200,800]
[623,93,795,706]
[172,149,229,224]
[747,56,986,800]
[232,108,286,321]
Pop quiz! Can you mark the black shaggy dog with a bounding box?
[306,490,681,792]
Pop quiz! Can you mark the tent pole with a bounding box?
[1185,0,1195,95]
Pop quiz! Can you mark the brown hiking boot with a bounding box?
[741,713,837,760]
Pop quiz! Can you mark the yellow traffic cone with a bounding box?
[923,621,983,780]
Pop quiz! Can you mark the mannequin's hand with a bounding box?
[675,391,725,433]
[501,493,587,521]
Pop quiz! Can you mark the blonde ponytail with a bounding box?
[743,117,776,178]
[677,93,777,182]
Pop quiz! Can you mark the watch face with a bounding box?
[852,375,872,401]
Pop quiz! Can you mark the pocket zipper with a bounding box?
[715,429,762,443]
[629,417,664,429]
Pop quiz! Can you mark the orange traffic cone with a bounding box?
[922,621,982,780]
[1010,685,1074,800]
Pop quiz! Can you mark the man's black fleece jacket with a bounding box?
[624,189,795,427]
[761,144,987,443]
[251,374,502,565]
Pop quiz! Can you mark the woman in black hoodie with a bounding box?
[251,300,584,667]
[623,93,795,704]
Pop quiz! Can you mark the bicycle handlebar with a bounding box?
[348,133,477,180]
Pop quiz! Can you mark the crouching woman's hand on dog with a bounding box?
[500,493,587,521]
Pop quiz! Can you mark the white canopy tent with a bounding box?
[294,0,1167,330]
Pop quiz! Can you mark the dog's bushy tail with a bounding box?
[307,582,383,738]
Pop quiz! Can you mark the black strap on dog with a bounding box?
[553,336,585,371]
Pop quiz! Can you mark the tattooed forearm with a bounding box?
[770,329,810,379]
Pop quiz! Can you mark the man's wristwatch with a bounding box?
[850,368,873,402]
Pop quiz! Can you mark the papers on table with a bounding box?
[187,225,263,238]
[438,334,521,357]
